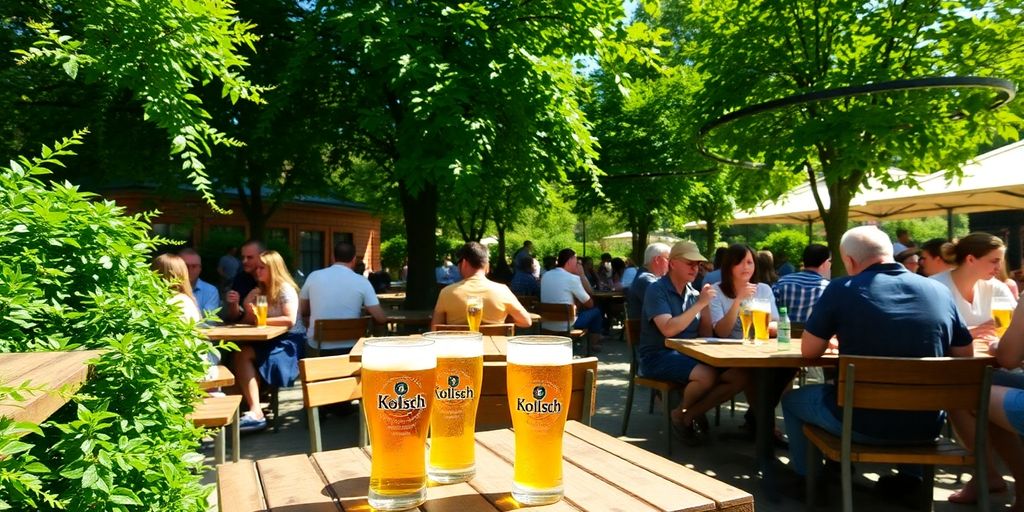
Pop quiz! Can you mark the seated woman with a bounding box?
[152,253,201,323]
[710,244,793,437]
[234,250,306,432]
[987,304,1024,511]
[933,234,1021,504]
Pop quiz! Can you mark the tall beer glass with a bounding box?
[255,295,268,327]
[362,337,436,511]
[992,296,1016,337]
[750,297,771,343]
[506,336,572,506]
[739,300,753,345]
[423,331,484,484]
[466,296,484,332]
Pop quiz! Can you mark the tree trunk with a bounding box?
[704,219,717,258]
[399,181,439,310]
[822,186,853,277]
[630,214,651,266]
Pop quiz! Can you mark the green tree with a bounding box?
[11,0,266,210]
[314,0,663,308]
[685,0,1024,274]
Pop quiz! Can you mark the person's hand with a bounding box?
[970,321,998,340]
[826,337,839,354]
[738,283,757,301]
[225,290,240,305]
[698,283,717,307]
[987,339,1000,355]
[246,302,257,317]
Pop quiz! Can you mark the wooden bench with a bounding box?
[199,365,235,391]
[190,395,243,465]
[536,303,591,356]
[0,351,104,425]
[299,355,363,452]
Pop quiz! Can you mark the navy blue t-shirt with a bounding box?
[626,267,654,320]
[805,263,972,440]
[638,276,701,360]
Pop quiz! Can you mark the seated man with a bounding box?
[639,241,748,442]
[432,242,532,329]
[782,226,973,480]
[540,248,604,352]
[626,243,670,321]
[772,243,831,324]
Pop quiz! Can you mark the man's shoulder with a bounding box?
[195,278,217,292]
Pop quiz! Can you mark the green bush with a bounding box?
[0,132,212,511]
[380,236,407,277]
[759,230,809,269]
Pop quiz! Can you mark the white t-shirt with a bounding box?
[299,264,379,350]
[709,282,779,339]
[539,268,590,331]
[930,271,1017,327]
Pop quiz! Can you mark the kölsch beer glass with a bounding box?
[739,300,753,345]
[750,297,771,343]
[423,331,484,484]
[506,336,573,505]
[992,296,1016,337]
[465,296,484,332]
[362,337,436,510]
[255,295,268,327]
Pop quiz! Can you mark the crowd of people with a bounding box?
[152,228,1024,509]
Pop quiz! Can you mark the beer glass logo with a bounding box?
[517,384,562,414]
[378,380,426,411]
[436,373,474,400]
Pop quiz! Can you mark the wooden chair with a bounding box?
[298,355,365,453]
[310,317,371,357]
[189,394,243,464]
[536,302,590,356]
[804,356,993,512]
[475,357,598,431]
[620,317,684,455]
[516,295,538,312]
[433,323,516,336]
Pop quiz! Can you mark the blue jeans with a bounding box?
[574,307,604,334]
[782,384,892,475]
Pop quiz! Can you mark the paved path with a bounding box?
[201,331,1016,511]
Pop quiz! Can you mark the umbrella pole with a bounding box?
[947,208,954,240]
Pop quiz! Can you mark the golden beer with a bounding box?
[424,331,484,484]
[255,295,268,327]
[739,305,753,343]
[362,338,436,511]
[506,336,573,506]
[466,296,484,332]
[750,298,771,342]
[992,296,1016,337]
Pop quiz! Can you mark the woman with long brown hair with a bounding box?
[152,253,200,323]
[234,250,306,431]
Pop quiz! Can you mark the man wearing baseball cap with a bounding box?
[638,241,749,444]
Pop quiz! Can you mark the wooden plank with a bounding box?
[837,355,992,385]
[200,365,235,390]
[422,481,500,512]
[564,422,753,512]
[217,460,268,512]
[257,454,338,511]
[666,338,836,368]
[189,395,242,428]
[301,356,362,383]
[559,433,716,512]
[202,325,288,342]
[0,351,103,424]
[469,432,586,512]
[305,378,362,409]
[475,429,659,512]
[312,448,380,512]
[841,383,980,411]
[488,336,508,360]
[804,425,973,465]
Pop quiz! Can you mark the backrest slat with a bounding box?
[313,317,371,342]
[836,356,993,411]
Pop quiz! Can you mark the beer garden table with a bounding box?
[376,292,406,310]
[665,337,838,499]
[217,420,754,512]
[201,324,289,342]
[349,335,509,363]
[0,351,104,424]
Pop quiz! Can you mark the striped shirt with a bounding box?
[772,270,829,323]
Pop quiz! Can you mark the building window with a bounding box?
[152,223,193,246]
[299,230,324,276]
[333,232,354,248]
[267,228,289,244]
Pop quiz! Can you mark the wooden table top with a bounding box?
[591,290,625,299]
[381,309,432,323]
[201,324,288,341]
[218,421,753,512]
[350,335,509,363]
[377,292,406,301]
[666,338,838,368]
[0,351,104,424]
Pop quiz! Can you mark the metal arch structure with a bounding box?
[696,76,1017,169]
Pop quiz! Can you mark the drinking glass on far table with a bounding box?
[255,295,268,327]
[466,295,483,332]
[992,296,1016,337]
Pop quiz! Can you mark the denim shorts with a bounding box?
[638,349,699,382]
[1004,387,1024,435]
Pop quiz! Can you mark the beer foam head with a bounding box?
[362,337,436,371]
[506,336,572,365]
[423,331,484,358]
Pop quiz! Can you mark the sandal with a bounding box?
[948,480,1008,504]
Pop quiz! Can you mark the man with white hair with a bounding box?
[626,243,671,320]
[781,226,973,486]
